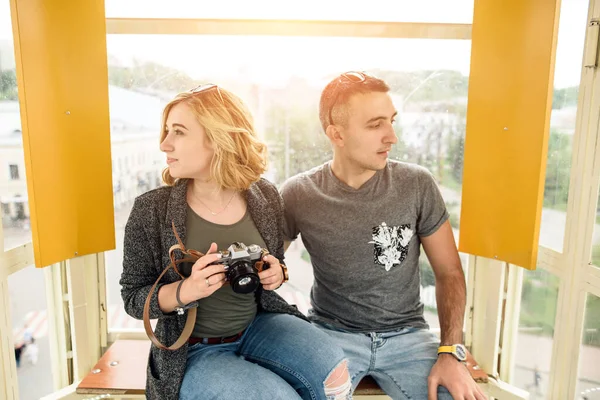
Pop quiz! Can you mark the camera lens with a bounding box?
[227,261,260,294]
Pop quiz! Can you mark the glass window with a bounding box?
[592,189,600,268]
[7,265,54,399]
[511,267,559,399]
[577,293,600,399]
[539,0,588,252]
[1,0,31,251]
[104,34,471,330]
[105,0,474,23]
[9,164,19,179]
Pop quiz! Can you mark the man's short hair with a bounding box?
[319,72,390,132]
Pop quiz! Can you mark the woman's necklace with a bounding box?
[192,189,237,216]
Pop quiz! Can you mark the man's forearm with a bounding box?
[435,269,466,345]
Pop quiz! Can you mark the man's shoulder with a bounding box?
[281,163,328,193]
[387,160,433,180]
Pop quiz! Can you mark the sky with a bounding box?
[0,0,591,89]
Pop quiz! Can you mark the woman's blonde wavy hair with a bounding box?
[160,86,268,191]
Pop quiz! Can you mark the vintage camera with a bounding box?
[213,242,269,294]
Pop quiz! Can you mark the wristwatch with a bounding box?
[437,344,467,362]
[280,263,289,283]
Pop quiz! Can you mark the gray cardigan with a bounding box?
[120,178,305,400]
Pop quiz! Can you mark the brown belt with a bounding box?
[188,330,245,345]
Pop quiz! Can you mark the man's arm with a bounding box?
[420,220,465,345]
[421,220,487,399]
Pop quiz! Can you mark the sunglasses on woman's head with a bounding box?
[189,84,225,103]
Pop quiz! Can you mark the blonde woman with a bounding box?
[120,85,351,400]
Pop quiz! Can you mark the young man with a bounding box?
[281,72,486,399]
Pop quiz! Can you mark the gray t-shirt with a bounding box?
[281,161,449,332]
[182,207,266,337]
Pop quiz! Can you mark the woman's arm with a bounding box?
[120,197,172,320]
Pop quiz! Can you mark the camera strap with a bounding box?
[143,222,204,351]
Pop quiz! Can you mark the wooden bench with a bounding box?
[77,340,488,398]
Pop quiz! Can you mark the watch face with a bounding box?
[455,344,467,361]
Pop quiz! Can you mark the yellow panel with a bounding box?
[458,0,561,269]
[9,0,115,267]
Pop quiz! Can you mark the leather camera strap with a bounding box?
[142,222,269,350]
[143,222,204,351]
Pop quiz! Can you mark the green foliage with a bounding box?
[108,60,198,93]
[0,69,18,100]
[448,212,460,229]
[373,69,469,102]
[519,272,559,337]
[582,294,600,347]
[543,130,573,210]
[552,86,578,109]
[419,253,436,287]
[447,132,465,185]
[264,100,331,184]
[301,249,311,263]
[592,245,600,267]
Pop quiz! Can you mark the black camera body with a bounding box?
[215,242,269,294]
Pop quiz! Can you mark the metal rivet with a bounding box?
[503,127,508,131]
[74,252,78,256]
[65,111,71,115]
[92,368,102,374]
[110,361,119,366]
[494,255,498,259]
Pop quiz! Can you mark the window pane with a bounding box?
[577,293,600,399]
[7,265,54,399]
[105,0,474,23]
[105,34,471,330]
[512,268,559,398]
[593,190,600,267]
[539,0,588,252]
[0,2,31,250]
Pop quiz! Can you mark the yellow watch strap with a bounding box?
[437,345,456,354]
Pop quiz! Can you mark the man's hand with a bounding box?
[428,354,487,400]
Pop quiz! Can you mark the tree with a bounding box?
[552,86,578,109]
[0,69,18,100]
[108,60,198,93]
[543,130,573,210]
[264,103,331,184]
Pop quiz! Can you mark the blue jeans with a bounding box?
[314,322,452,400]
[179,312,348,400]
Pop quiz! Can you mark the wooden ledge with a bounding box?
[77,340,488,396]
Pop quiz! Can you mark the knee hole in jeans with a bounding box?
[324,360,352,400]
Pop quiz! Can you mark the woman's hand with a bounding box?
[258,254,284,291]
[181,243,227,302]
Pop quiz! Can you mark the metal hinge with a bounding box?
[584,18,600,68]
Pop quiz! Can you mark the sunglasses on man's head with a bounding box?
[189,83,225,103]
[327,71,369,126]
[338,71,367,83]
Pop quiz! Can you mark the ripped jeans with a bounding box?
[313,322,452,400]
[180,312,351,400]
